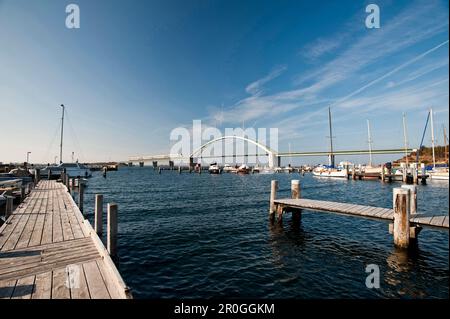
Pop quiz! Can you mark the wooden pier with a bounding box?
[0,180,131,299]
[270,180,448,248]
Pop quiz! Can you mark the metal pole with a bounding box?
[59,104,65,164]
[430,108,436,169]
[402,113,409,166]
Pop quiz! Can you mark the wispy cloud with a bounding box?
[245,65,287,96]
[209,0,449,132]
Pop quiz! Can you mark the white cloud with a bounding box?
[245,65,287,96]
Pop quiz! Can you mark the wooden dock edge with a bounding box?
[63,183,133,299]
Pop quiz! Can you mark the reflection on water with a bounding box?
[82,167,448,298]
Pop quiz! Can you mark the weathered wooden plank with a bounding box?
[0,279,16,299]
[41,189,54,245]
[443,216,449,228]
[83,260,111,299]
[52,188,64,243]
[15,197,44,249]
[0,251,100,282]
[1,191,43,251]
[0,240,98,272]
[32,272,52,299]
[96,259,122,299]
[52,268,70,299]
[11,275,35,299]
[69,263,90,299]
[429,215,447,227]
[57,190,75,241]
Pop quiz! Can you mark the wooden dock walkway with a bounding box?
[273,198,449,229]
[270,180,448,249]
[0,180,131,299]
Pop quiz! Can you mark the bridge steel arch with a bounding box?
[190,135,279,168]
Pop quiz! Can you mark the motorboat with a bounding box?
[284,165,294,173]
[222,164,237,173]
[312,165,347,178]
[274,167,283,173]
[208,163,221,174]
[38,163,92,178]
[236,164,250,174]
[428,167,449,180]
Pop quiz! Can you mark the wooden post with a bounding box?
[381,165,385,182]
[21,185,25,202]
[65,175,70,192]
[402,185,417,215]
[291,180,301,223]
[35,168,40,184]
[158,167,162,174]
[5,196,13,218]
[95,194,104,236]
[393,187,410,248]
[48,169,52,180]
[269,180,278,222]
[420,163,427,185]
[71,177,76,192]
[178,166,181,174]
[78,182,84,214]
[291,180,300,199]
[352,165,356,180]
[412,164,418,184]
[402,164,407,183]
[107,203,118,257]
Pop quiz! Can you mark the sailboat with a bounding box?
[361,120,382,178]
[312,107,347,178]
[36,105,92,178]
[428,108,449,181]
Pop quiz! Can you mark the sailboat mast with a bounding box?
[367,120,373,167]
[402,113,409,165]
[430,108,436,168]
[443,125,448,166]
[59,104,65,164]
[328,107,335,167]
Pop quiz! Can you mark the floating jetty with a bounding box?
[269,180,448,249]
[0,179,131,299]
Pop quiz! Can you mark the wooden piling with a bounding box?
[393,187,410,248]
[21,185,25,202]
[34,168,40,184]
[78,181,84,213]
[269,180,278,222]
[178,166,181,174]
[412,164,418,184]
[402,165,407,183]
[291,180,301,223]
[95,194,104,236]
[158,167,162,174]
[48,169,51,180]
[71,177,76,193]
[381,165,385,182]
[401,185,417,215]
[5,196,13,218]
[291,180,300,199]
[65,174,70,192]
[107,203,118,257]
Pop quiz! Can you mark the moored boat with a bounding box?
[208,163,221,174]
[312,165,347,178]
[236,164,250,174]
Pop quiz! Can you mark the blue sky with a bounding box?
[0,0,448,164]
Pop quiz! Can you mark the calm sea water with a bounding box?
[82,167,449,299]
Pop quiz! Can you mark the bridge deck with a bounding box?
[274,198,449,229]
[0,180,131,299]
